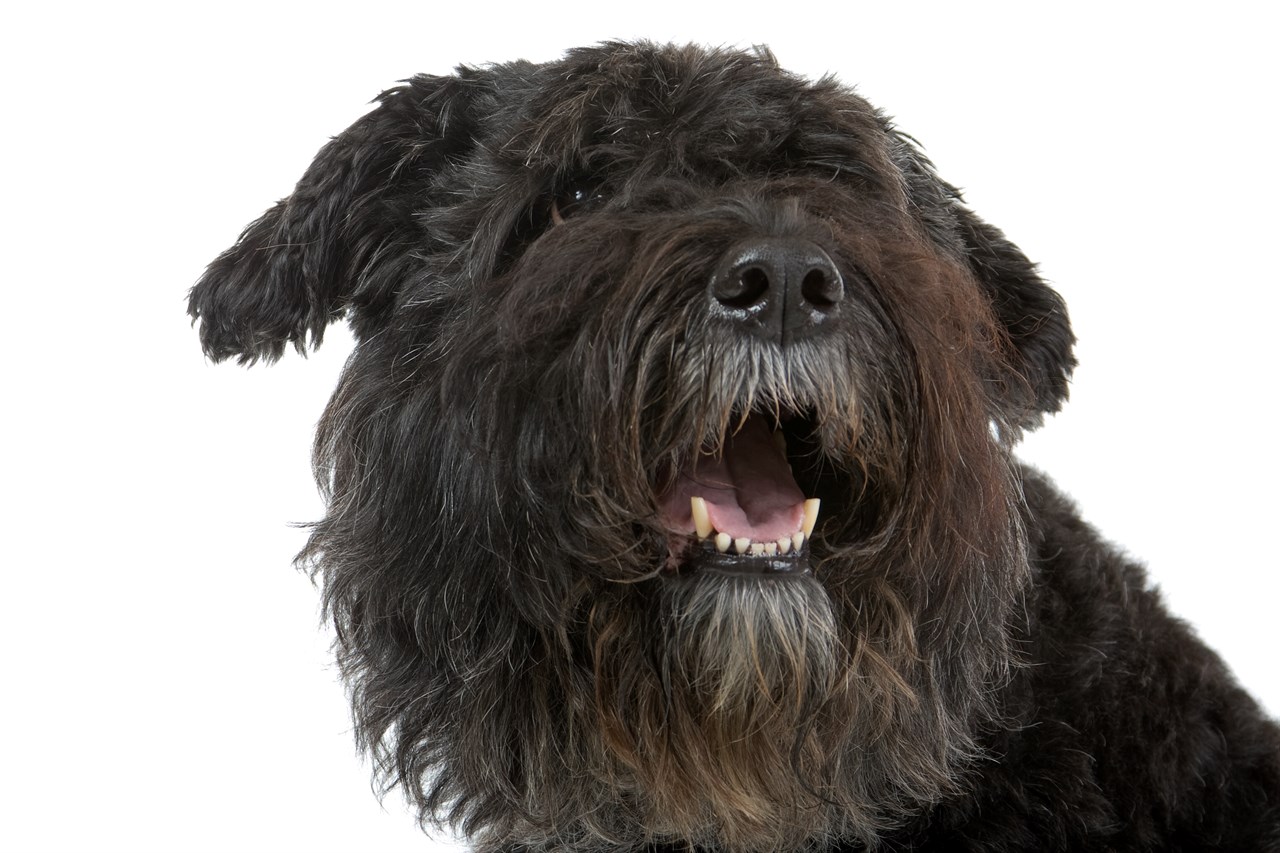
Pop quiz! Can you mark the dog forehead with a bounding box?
[488,43,889,176]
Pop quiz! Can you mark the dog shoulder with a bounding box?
[997,467,1280,847]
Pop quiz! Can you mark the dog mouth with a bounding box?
[657,411,821,575]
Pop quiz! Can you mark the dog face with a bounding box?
[192,43,1074,850]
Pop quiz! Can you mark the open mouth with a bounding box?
[657,410,822,575]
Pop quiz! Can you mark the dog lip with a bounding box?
[655,410,825,574]
[679,537,813,576]
[663,498,819,575]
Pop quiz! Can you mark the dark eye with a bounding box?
[550,181,606,225]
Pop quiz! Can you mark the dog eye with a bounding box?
[550,182,606,225]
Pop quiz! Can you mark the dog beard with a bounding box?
[584,565,991,852]
[601,571,844,844]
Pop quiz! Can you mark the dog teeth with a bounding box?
[801,498,820,537]
[690,496,713,538]
[688,495,816,557]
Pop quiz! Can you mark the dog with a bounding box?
[189,43,1280,851]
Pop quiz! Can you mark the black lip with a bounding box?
[683,539,811,576]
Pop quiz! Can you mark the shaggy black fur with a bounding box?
[190,43,1280,851]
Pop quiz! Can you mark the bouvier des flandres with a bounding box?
[189,43,1280,851]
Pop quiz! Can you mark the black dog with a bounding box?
[190,43,1280,851]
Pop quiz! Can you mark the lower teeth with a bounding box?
[689,497,819,557]
[709,531,806,557]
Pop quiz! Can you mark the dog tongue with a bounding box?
[659,415,805,542]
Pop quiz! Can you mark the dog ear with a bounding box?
[955,208,1076,424]
[891,133,1076,427]
[189,74,475,363]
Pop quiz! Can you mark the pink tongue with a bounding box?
[659,416,805,542]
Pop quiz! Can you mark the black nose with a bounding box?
[709,239,844,341]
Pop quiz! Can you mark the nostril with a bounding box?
[801,266,843,308]
[709,239,842,339]
[715,264,772,309]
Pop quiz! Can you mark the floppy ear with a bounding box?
[890,133,1076,428]
[189,73,475,363]
[954,208,1076,423]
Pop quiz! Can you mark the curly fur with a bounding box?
[190,43,1280,851]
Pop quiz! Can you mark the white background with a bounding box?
[3,2,1276,851]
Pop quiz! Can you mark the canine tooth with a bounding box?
[764,542,777,556]
[802,498,820,537]
[734,538,750,555]
[715,532,732,552]
[777,537,791,554]
[792,532,805,551]
[750,543,765,556]
[690,496,713,538]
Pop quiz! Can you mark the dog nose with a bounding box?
[709,239,844,340]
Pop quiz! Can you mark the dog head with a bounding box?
[192,43,1073,850]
